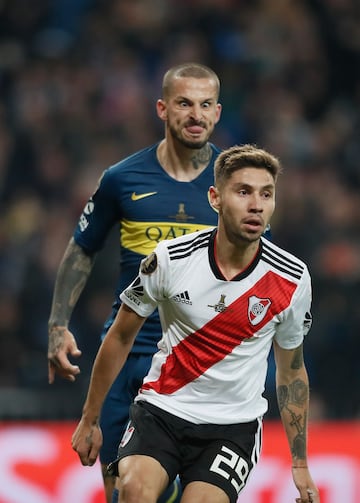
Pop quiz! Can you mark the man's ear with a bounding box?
[208,186,220,212]
[156,99,167,121]
[214,103,222,124]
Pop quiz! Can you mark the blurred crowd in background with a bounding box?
[0,0,359,420]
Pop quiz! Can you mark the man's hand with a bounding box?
[292,467,320,502]
[48,326,82,383]
[72,417,102,466]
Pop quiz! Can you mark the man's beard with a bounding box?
[222,218,263,245]
[169,124,210,149]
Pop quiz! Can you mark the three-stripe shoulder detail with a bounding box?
[261,240,305,280]
[168,230,213,261]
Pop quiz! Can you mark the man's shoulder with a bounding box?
[209,143,222,162]
[260,237,309,280]
[107,143,159,175]
[159,228,215,260]
[209,143,222,154]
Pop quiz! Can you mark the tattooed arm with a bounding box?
[273,340,320,503]
[48,237,96,384]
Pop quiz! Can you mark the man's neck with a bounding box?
[156,139,212,182]
[214,231,261,280]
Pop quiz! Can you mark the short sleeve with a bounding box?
[120,242,168,318]
[274,266,312,349]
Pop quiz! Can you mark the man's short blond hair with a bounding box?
[162,62,220,99]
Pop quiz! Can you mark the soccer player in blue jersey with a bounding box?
[48,62,223,503]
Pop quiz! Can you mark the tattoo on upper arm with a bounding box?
[72,246,94,274]
[290,345,304,369]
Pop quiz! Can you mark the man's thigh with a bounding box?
[118,455,169,501]
[181,481,229,503]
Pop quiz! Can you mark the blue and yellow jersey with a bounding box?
[73,142,220,353]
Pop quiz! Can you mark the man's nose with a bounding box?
[249,193,263,211]
[190,105,203,121]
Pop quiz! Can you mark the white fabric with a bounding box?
[120,229,312,424]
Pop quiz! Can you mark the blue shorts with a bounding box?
[99,353,153,464]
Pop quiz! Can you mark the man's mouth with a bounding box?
[243,218,263,231]
[185,125,205,135]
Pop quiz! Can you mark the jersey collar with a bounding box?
[208,229,262,281]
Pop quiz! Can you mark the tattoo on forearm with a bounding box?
[67,247,94,307]
[290,412,307,459]
[68,273,88,307]
[277,378,309,460]
[290,379,308,406]
[50,241,95,325]
[277,379,307,411]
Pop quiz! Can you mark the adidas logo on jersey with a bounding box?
[172,291,192,305]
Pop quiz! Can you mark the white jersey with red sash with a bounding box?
[120,228,312,425]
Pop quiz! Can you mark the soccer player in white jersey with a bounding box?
[72,144,320,503]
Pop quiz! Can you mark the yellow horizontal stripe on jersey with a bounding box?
[121,219,214,255]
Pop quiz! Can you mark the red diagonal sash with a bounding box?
[142,271,297,394]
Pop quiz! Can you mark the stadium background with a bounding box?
[0,1,359,502]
